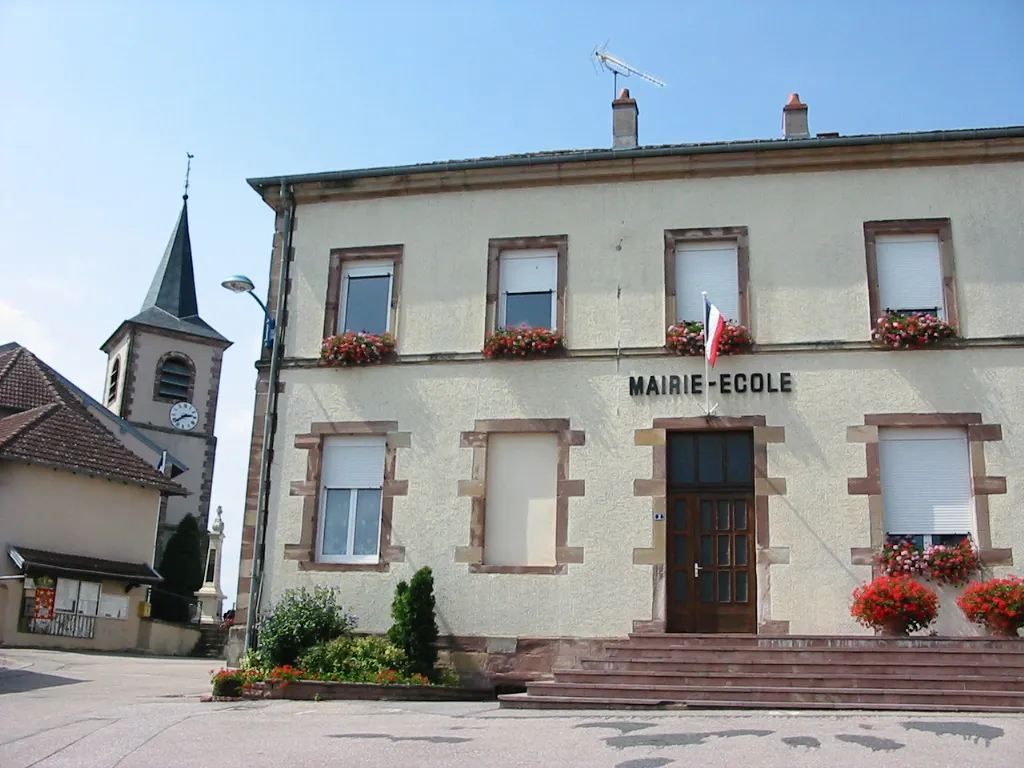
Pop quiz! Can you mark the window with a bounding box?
[156,354,194,401]
[675,242,740,322]
[483,433,558,567]
[339,261,393,335]
[864,219,958,328]
[879,428,973,544]
[499,250,558,329]
[54,578,101,616]
[106,358,121,405]
[317,436,385,563]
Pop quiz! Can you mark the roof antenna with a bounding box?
[593,44,666,98]
[183,152,194,201]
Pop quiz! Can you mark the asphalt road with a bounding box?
[1,648,1022,767]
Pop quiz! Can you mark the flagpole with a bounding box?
[702,291,710,417]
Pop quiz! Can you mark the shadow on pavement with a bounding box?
[0,668,82,694]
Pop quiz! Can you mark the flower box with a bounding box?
[320,332,396,366]
[666,321,752,357]
[872,312,957,349]
[484,326,564,358]
[957,576,1024,637]
[851,575,939,635]
[879,537,980,587]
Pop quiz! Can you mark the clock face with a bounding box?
[169,401,199,431]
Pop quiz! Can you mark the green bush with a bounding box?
[388,567,439,679]
[257,586,355,668]
[239,649,268,672]
[299,636,408,681]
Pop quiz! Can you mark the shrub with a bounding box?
[239,649,269,672]
[257,586,356,668]
[387,581,410,650]
[851,575,939,634]
[873,312,957,349]
[405,567,439,678]
[957,576,1024,635]
[665,321,752,357]
[321,332,396,366]
[483,326,563,358]
[152,514,205,623]
[435,665,461,688]
[210,668,265,696]
[299,636,409,681]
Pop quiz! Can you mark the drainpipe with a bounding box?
[243,181,295,652]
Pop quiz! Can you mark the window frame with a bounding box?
[337,259,395,336]
[863,218,958,331]
[55,578,101,616]
[314,434,387,566]
[664,227,750,330]
[106,357,121,406]
[497,248,559,330]
[153,352,196,404]
[486,235,568,339]
[324,245,403,342]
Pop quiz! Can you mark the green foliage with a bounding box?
[299,635,409,681]
[239,649,269,672]
[152,514,205,623]
[435,665,461,688]
[388,567,439,679]
[257,586,356,668]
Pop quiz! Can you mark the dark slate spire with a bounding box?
[124,194,228,344]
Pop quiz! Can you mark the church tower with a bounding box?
[100,190,231,554]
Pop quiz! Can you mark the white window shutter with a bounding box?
[876,234,945,318]
[675,242,740,323]
[500,251,557,294]
[879,428,973,535]
[54,579,79,612]
[322,436,385,489]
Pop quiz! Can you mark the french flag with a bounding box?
[703,294,726,368]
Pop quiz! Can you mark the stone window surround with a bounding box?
[485,235,568,339]
[455,418,585,574]
[863,218,959,331]
[322,244,404,340]
[847,413,1011,570]
[632,416,790,635]
[284,421,409,572]
[152,351,196,405]
[663,227,751,330]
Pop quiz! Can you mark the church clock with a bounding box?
[169,401,199,431]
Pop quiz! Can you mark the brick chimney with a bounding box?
[612,88,638,149]
[783,93,809,139]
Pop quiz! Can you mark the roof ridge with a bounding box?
[0,346,24,387]
[0,402,60,451]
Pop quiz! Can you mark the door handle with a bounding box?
[694,562,702,578]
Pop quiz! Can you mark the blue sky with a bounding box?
[2,0,1022,606]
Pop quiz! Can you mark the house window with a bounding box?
[664,228,749,330]
[879,427,973,546]
[499,250,558,329]
[483,433,558,567]
[157,355,193,401]
[317,435,386,563]
[864,219,958,328]
[106,358,121,405]
[339,261,394,335]
[54,578,101,616]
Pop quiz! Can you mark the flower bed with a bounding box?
[872,312,957,349]
[880,537,980,587]
[483,326,563,358]
[321,332,396,366]
[666,321,752,357]
[957,576,1024,637]
[851,575,939,635]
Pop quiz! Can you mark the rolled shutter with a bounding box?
[500,251,557,294]
[879,428,973,535]
[675,242,739,323]
[321,436,385,489]
[876,234,945,318]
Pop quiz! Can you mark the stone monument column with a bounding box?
[197,506,227,623]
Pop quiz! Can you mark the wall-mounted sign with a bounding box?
[629,372,793,397]
[654,512,666,521]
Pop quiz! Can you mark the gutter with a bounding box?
[247,125,1024,192]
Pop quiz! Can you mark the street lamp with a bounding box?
[221,273,282,653]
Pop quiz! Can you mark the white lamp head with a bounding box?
[221,274,256,294]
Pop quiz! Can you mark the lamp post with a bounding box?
[221,273,279,653]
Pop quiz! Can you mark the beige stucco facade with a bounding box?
[242,143,1024,650]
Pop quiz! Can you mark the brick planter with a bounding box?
[243,680,493,702]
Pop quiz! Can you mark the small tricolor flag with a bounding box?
[704,295,726,368]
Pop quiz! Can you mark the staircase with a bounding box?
[191,625,230,659]
[498,634,1024,711]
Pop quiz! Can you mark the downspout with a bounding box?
[244,181,295,652]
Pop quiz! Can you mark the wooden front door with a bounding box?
[665,432,756,633]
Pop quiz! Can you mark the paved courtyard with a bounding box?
[1,648,1022,767]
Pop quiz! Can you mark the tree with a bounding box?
[388,567,438,679]
[387,580,410,651]
[151,514,205,623]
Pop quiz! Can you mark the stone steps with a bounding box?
[577,657,1024,677]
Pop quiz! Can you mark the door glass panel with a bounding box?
[736,534,748,566]
[725,432,754,484]
[674,499,688,531]
[718,572,732,602]
[700,535,713,566]
[674,534,688,565]
[668,434,696,485]
[674,571,688,603]
[699,573,713,602]
[717,535,731,566]
[735,500,747,530]
[697,434,725,483]
[701,500,713,531]
[736,571,748,603]
[717,501,730,530]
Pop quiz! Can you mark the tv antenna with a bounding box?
[593,44,666,97]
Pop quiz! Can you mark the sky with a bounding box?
[1,0,1022,608]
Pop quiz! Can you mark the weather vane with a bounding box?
[184,153,194,200]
